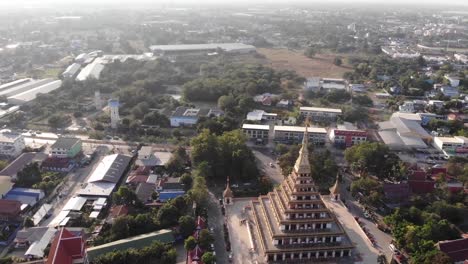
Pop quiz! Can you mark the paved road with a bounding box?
[340,173,394,262]
[252,149,284,185]
[207,192,228,264]
[41,146,109,227]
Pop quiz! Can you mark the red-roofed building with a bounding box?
[0,199,21,221]
[430,167,447,179]
[437,237,468,263]
[46,228,87,264]
[408,171,435,194]
[384,183,410,205]
[41,157,74,172]
[196,216,206,230]
[447,179,464,193]
[187,245,204,264]
[107,205,129,224]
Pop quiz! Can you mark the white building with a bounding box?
[399,101,415,113]
[304,78,347,92]
[378,112,432,150]
[433,136,468,157]
[246,110,277,121]
[7,80,62,105]
[444,74,460,87]
[441,86,459,98]
[149,43,256,56]
[108,99,120,129]
[428,100,444,109]
[242,124,270,140]
[0,132,25,158]
[76,61,104,81]
[299,107,342,122]
[62,63,81,79]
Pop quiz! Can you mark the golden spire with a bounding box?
[293,118,311,175]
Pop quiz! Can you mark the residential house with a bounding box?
[436,237,468,264]
[407,171,435,195]
[253,93,280,106]
[444,74,460,87]
[4,188,45,207]
[276,99,292,108]
[383,183,410,206]
[0,199,21,221]
[136,147,171,167]
[170,106,223,127]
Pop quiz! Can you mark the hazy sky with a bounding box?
[3,0,468,5]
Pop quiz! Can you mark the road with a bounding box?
[40,145,109,227]
[340,173,394,262]
[206,192,228,264]
[252,149,284,185]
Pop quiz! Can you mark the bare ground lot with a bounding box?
[257,48,352,78]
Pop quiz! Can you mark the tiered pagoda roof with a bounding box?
[250,127,354,263]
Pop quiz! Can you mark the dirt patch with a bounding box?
[257,48,352,78]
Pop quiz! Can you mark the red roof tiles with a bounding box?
[46,228,86,264]
[437,237,468,263]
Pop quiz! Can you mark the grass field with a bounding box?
[257,48,352,78]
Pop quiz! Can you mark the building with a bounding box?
[304,78,347,92]
[408,171,435,194]
[246,109,277,121]
[170,106,222,127]
[0,152,47,179]
[50,137,82,158]
[77,154,132,197]
[86,229,174,261]
[299,107,342,122]
[250,128,354,263]
[436,237,468,264]
[383,183,410,206]
[433,136,468,157]
[0,131,25,158]
[149,43,255,56]
[108,99,120,129]
[399,101,416,113]
[46,227,87,264]
[274,126,327,145]
[253,93,280,106]
[0,199,21,221]
[0,176,13,198]
[4,188,45,207]
[7,80,62,105]
[441,86,459,98]
[62,63,81,79]
[136,147,172,167]
[444,74,460,87]
[329,123,367,148]
[378,112,432,150]
[242,124,270,140]
[0,78,52,98]
[76,61,104,81]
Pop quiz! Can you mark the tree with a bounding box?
[353,95,373,107]
[201,252,216,264]
[0,160,8,171]
[156,204,180,227]
[198,229,214,250]
[23,217,34,228]
[191,176,209,205]
[180,173,193,191]
[16,162,42,187]
[304,47,317,58]
[184,236,197,251]
[334,57,343,66]
[178,215,196,238]
[112,186,141,206]
[110,216,130,240]
[217,95,236,112]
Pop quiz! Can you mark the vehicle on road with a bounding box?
[228,253,233,262]
[269,162,274,167]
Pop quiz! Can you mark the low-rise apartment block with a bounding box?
[329,124,367,148]
[242,124,270,140]
[299,107,342,122]
[0,132,25,158]
[273,126,327,145]
[433,136,468,157]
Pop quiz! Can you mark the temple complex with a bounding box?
[250,127,354,263]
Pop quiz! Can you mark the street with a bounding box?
[252,148,284,185]
[339,173,394,261]
[206,192,228,263]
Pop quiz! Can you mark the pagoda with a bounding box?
[250,126,354,263]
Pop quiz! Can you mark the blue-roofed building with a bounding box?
[4,188,45,207]
[158,191,185,202]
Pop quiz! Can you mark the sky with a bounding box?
[2,0,468,5]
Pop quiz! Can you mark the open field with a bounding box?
[257,48,352,78]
